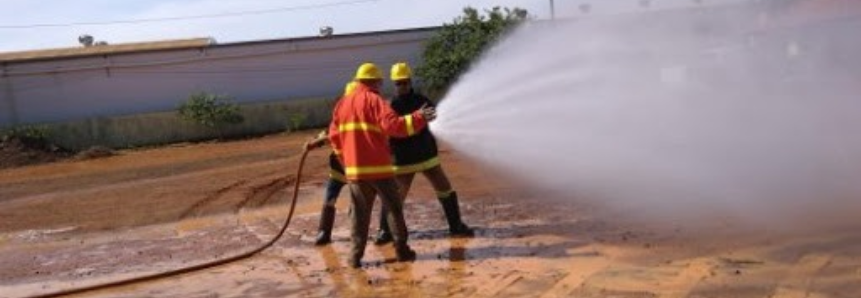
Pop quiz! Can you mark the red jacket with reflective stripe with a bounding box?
[328,83,427,181]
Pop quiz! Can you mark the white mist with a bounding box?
[431,2,861,229]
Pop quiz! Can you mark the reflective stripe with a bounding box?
[436,190,455,198]
[405,115,415,136]
[345,165,396,176]
[394,157,440,174]
[329,170,347,183]
[338,122,382,134]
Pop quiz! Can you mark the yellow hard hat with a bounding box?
[343,81,358,97]
[355,63,383,80]
[390,62,412,81]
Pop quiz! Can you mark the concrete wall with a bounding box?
[42,97,335,151]
[0,28,435,128]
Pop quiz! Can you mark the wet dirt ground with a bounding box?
[1,132,859,298]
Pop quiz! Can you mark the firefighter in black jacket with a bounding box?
[375,62,474,244]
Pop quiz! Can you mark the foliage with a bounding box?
[177,92,244,128]
[416,6,529,95]
[1,125,50,144]
[286,111,308,132]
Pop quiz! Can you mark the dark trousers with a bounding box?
[349,178,410,261]
[379,165,455,232]
[396,165,454,198]
[324,178,346,206]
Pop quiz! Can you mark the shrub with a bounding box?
[1,125,50,146]
[286,112,308,132]
[177,92,244,128]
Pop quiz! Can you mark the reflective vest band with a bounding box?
[329,170,347,183]
[405,115,415,136]
[394,156,440,174]
[436,190,455,198]
[339,122,382,134]
[345,165,396,176]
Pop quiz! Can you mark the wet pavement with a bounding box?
[1,133,860,298]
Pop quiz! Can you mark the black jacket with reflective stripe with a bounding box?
[388,90,439,167]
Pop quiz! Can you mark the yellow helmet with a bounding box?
[343,81,358,97]
[355,63,383,80]
[390,62,412,81]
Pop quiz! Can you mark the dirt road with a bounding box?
[1,132,859,298]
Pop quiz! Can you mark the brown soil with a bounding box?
[74,146,117,161]
[0,137,71,170]
[1,132,859,298]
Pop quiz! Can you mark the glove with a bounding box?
[419,104,437,122]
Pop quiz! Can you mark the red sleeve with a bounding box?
[373,95,426,138]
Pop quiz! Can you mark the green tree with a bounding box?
[177,92,244,128]
[417,6,529,96]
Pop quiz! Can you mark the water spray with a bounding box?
[431,2,861,230]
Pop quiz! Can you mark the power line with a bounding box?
[0,0,379,29]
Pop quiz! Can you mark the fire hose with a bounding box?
[27,148,311,298]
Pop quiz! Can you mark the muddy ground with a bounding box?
[1,132,859,298]
[0,137,72,170]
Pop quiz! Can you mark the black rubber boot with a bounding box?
[439,192,474,237]
[349,255,363,268]
[374,207,394,245]
[395,244,417,262]
[314,206,336,246]
[374,228,393,245]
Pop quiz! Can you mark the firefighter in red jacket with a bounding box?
[328,62,435,268]
[374,62,474,245]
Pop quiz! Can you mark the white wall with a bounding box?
[0,28,435,127]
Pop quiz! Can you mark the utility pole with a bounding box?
[550,0,556,20]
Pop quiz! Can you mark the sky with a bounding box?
[0,0,704,53]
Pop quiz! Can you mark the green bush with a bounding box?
[177,92,244,128]
[1,125,50,144]
[417,6,529,96]
[286,112,308,132]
